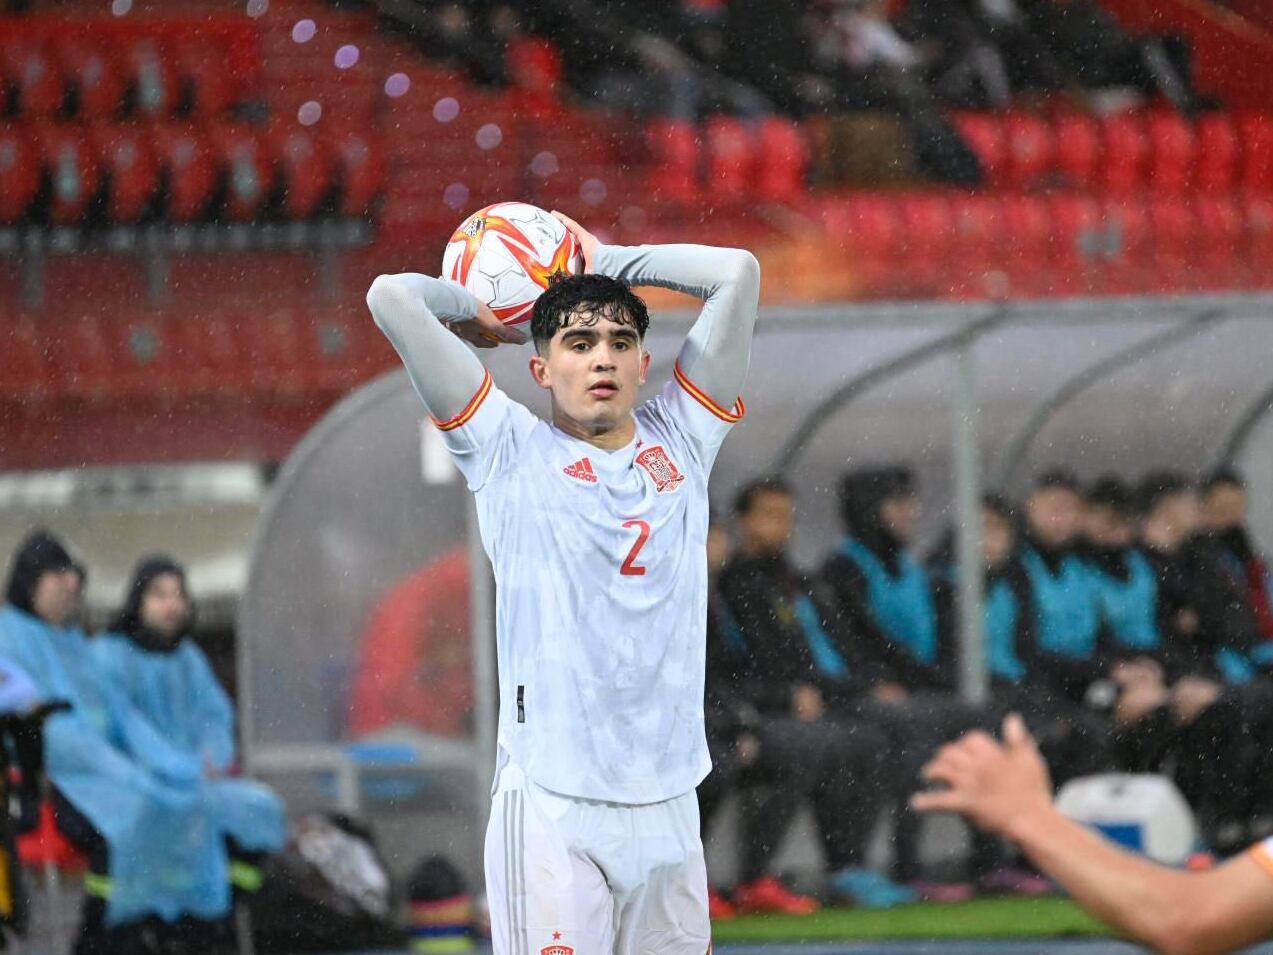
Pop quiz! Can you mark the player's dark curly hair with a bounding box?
[530,274,650,353]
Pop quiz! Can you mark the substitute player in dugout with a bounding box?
[366,212,758,955]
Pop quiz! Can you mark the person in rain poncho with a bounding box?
[94,556,285,875]
[0,532,280,954]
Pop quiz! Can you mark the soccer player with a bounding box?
[913,714,1273,955]
[366,212,758,955]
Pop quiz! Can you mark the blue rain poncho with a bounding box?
[92,632,284,852]
[0,605,277,926]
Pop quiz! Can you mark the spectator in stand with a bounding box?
[822,468,1034,898]
[1204,469,1273,654]
[723,0,834,116]
[717,478,913,911]
[1021,0,1205,113]
[411,1,507,87]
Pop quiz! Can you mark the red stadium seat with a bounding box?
[1102,197,1152,294]
[1147,197,1196,289]
[1049,194,1104,296]
[755,118,808,204]
[504,36,564,117]
[208,124,274,222]
[152,124,217,222]
[1146,112,1195,194]
[832,194,905,297]
[1000,196,1051,296]
[0,318,51,405]
[1099,114,1147,195]
[330,126,383,218]
[1051,113,1100,190]
[1002,113,1054,190]
[90,124,159,224]
[34,123,101,225]
[948,195,1003,298]
[249,307,314,399]
[168,313,247,399]
[50,315,117,402]
[1242,193,1273,276]
[1194,113,1238,193]
[1238,114,1273,191]
[172,37,239,118]
[0,125,42,224]
[52,36,124,119]
[1193,195,1245,290]
[951,113,1006,185]
[898,194,954,295]
[266,124,333,220]
[704,117,754,200]
[645,119,699,204]
[123,38,180,119]
[1,43,64,118]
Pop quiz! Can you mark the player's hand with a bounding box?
[1171,676,1221,726]
[911,713,1053,839]
[551,210,599,274]
[1113,679,1169,726]
[446,302,527,349]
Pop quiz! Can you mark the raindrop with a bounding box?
[530,151,558,177]
[384,73,411,98]
[433,97,460,122]
[580,178,607,206]
[291,19,317,43]
[334,45,360,69]
[245,0,268,17]
[110,0,132,15]
[297,100,322,126]
[475,124,502,150]
[443,182,470,210]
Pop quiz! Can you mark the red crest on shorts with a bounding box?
[540,947,574,955]
[635,445,684,493]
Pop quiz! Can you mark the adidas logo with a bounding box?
[563,457,597,483]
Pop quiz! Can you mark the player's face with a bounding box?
[880,493,917,543]
[139,572,191,642]
[982,507,1015,568]
[740,491,794,556]
[1204,483,1245,530]
[530,312,650,435]
[1086,504,1133,548]
[31,568,81,629]
[1026,487,1082,548]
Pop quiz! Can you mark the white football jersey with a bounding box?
[434,364,744,805]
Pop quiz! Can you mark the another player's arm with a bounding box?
[365,273,523,422]
[554,212,760,409]
[912,715,1273,955]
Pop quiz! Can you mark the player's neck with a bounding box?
[551,409,636,450]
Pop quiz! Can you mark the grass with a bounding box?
[711,898,1109,943]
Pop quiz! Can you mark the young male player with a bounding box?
[366,212,758,955]
[913,714,1273,955]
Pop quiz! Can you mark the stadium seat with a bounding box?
[1002,113,1054,190]
[898,194,954,295]
[122,38,180,118]
[1048,194,1104,296]
[1194,113,1238,193]
[50,314,117,402]
[0,125,42,225]
[249,307,314,399]
[1193,195,1245,290]
[267,124,333,220]
[1147,197,1196,288]
[755,118,808,204]
[330,126,383,219]
[90,124,159,224]
[704,117,754,201]
[152,123,217,222]
[1242,193,1273,276]
[645,119,699,204]
[1237,113,1273,191]
[1102,197,1152,294]
[999,196,1051,296]
[833,195,904,297]
[1,42,65,118]
[34,123,102,225]
[168,313,248,399]
[948,195,1003,298]
[1099,114,1148,194]
[208,124,275,222]
[1051,113,1100,190]
[504,36,565,117]
[0,318,51,405]
[52,36,124,120]
[1146,112,1196,194]
[951,113,1005,185]
[171,37,238,118]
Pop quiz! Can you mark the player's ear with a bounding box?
[529,354,552,390]
[639,349,650,386]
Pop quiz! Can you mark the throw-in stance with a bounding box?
[367,212,759,955]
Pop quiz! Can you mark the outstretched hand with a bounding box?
[551,210,599,274]
[910,713,1053,838]
[446,302,527,349]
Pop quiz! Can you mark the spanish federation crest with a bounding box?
[635,445,685,493]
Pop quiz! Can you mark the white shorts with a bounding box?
[484,762,711,955]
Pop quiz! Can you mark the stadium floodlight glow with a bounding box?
[385,73,410,98]
[475,124,502,150]
[334,45,360,69]
[291,19,317,43]
[433,97,460,122]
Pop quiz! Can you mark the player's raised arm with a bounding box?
[365,272,524,422]
[554,212,760,411]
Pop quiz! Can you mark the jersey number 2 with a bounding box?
[620,520,651,576]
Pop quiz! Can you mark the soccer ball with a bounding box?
[441,201,584,328]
